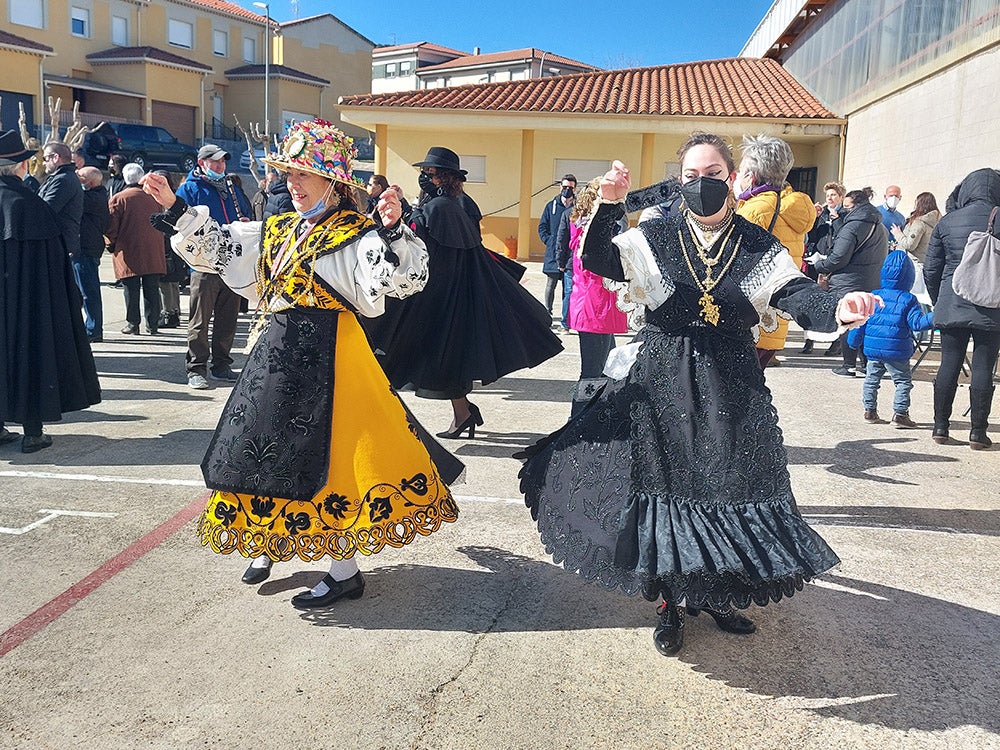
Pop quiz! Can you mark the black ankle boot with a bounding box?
[652,602,684,656]
[686,605,757,634]
[932,378,958,444]
[969,385,995,450]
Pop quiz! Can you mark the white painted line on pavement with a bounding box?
[809,578,890,600]
[0,509,117,535]
[0,470,203,487]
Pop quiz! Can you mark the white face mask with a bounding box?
[886,196,900,210]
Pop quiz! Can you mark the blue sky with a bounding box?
[250,1,778,69]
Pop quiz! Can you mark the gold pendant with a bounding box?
[698,292,721,326]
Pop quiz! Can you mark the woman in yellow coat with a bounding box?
[142,121,460,610]
[735,134,818,367]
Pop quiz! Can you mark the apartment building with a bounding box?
[372,42,598,94]
[0,0,373,145]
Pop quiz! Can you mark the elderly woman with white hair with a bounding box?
[734,134,818,368]
[106,161,167,334]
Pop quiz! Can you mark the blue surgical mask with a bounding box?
[297,196,328,220]
[204,168,226,180]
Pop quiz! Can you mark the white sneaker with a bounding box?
[188,373,210,390]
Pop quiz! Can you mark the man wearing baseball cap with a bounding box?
[175,143,251,389]
[0,130,101,452]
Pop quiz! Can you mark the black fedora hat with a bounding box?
[0,130,34,166]
[413,146,467,176]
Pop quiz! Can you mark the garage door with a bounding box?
[151,101,196,144]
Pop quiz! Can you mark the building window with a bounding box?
[554,158,611,185]
[168,19,193,49]
[111,15,128,45]
[213,29,228,56]
[70,7,90,37]
[400,61,412,75]
[459,155,486,183]
[386,63,397,78]
[243,36,256,63]
[11,0,45,29]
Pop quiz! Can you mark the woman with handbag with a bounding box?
[924,168,1000,449]
[809,189,889,377]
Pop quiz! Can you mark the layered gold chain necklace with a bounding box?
[678,209,741,326]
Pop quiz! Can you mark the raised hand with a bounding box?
[140,171,177,209]
[599,160,631,202]
[376,185,402,227]
[838,291,884,325]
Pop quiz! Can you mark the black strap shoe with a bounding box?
[241,559,272,585]
[21,434,53,454]
[686,605,757,634]
[652,602,684,656]
[291,571,365,610]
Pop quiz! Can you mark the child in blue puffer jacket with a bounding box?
[847,250,934,426]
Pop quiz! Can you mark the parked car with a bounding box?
[109,123,199,172]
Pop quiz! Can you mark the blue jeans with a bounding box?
[72,254,103,338]
[560,267,573,328]
[862,358,913,414]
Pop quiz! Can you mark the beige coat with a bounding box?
[894,209,940,263]
[106,185,168,279]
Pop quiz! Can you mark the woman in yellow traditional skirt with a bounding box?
[142,120,460,609]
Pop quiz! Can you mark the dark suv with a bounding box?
[110,123,198,172]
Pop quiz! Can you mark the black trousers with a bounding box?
[938,327,1000,392]
[122,274,162,331]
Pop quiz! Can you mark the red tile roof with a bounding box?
[0,29,54,54]
[341,57,838,119]
[417,48,597,74]
[87,46,213,72]
[373,41,468,57]
[186,0,266,23]
[226,64,330,86]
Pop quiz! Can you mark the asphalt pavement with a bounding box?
[1,262,998,750]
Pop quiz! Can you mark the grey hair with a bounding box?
[0,163,23,177]
[739,134,794,187]
[122,162,145,185]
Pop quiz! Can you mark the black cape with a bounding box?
[364,194,561,396]
[0,175,101,425]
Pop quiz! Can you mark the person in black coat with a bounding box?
[809,190,889,376]
[538,175,577,325]
[76,167,111,341]
[924,167,1000,449]
[263,171,294,221]
[37,142,84,259]
[0,130,101,453]
[364,147,562,437]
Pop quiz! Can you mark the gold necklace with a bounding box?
[686,222,735,279]
[678,228,742,326]
[685,207,734,234]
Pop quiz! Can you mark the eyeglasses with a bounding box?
[43,153,60,162]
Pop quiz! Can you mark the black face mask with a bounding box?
[418,172,437,195]
[680,176,731,217]
[561,187,574,199]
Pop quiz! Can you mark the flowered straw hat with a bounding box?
[263,119,366,190]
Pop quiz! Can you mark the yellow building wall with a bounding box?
[147,66,202,108]
[0,51,43,96]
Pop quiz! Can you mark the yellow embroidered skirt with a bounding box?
[196,314,459,561]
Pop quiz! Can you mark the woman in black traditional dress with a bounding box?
[519,133,880,656]
[365,147,562,438]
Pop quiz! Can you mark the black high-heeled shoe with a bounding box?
[686,605,757,634]
[468,402,484,426]
[436,412,478,439]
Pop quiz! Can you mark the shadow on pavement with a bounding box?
[786,436,960,485]
[801,505,1000,537]
[0,428,214,465]
[264,546,999,734]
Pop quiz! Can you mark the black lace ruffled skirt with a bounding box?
[519,324,839,610]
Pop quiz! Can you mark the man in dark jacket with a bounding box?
[175,144,251,389]
[263,171,294,221]
[76,166,111,342]
[537,174,576,328]
[0,130,101,453]
[809,189,888,377]
[924,168,1000,448]
[38,141,84,259]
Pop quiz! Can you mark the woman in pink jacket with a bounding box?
[567,179,629,415]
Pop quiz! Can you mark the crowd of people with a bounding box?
[1,120,996,656]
